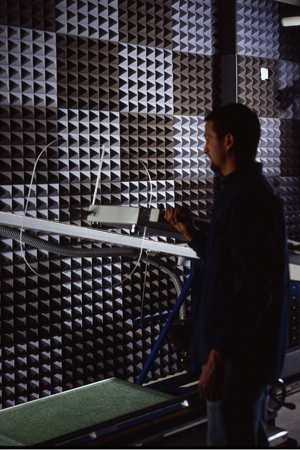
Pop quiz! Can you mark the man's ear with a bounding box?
[225,133,234,150]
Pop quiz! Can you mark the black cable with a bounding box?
[0,225,139,258]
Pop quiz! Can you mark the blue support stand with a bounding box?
[136,260,195,385]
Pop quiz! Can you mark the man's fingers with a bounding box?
[165,207,195,241]
[199,372,224,401]
[199,382,213,401]
[165,208,175,224]
[164,208,176,225]
[199,385,222,401]
[165,207,190,225]
[199,375,210,400]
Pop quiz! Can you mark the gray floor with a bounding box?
[276,388,300,446]
[145,374,300,447]
[156,384,300,448]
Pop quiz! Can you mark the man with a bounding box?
[165,103,289,447]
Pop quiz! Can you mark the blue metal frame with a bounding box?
[136,260,195,385]
[132,313,169,326]
[62,400,186,447]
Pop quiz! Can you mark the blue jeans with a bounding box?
[205,362,270,447]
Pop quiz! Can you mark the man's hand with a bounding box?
[164,206,198,242]
[198,349,227,401]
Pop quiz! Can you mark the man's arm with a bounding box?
[164,206,208,258]
[198,349,228,401]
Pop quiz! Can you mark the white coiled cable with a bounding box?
[19,138,154,293]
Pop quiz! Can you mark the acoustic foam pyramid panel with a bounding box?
[236,0,280,59]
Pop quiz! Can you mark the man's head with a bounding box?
[204,103,260,176]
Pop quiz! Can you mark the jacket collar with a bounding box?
[223,161,263,187]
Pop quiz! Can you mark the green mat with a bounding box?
[0,434,24,447]
[0,378,174,446]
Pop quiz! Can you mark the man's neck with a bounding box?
[221,161,239,177]
[221,157,256,177]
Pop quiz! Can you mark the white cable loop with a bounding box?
[20,137,64,277]
[140,249,150,321]
[20,139,155,293]
[92,144,105,206]
[110,150,153,288]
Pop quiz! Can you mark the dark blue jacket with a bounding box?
[189,162,290,385]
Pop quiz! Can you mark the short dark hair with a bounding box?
[205,103,260,162]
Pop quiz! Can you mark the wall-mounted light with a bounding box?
[281,16,300,26]
[260,68,269,81]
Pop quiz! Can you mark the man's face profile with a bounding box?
[203,120,227,174]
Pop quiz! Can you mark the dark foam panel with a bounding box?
[236,0,280,59]
[56,36,119,112]
[118,0,173,48]
[237,55,281,118]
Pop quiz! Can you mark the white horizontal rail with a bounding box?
[0,211,198,259]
